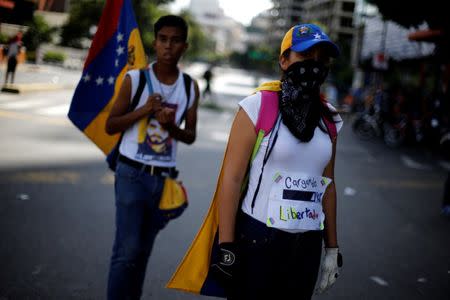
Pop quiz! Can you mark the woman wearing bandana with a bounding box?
[210,24,343,299]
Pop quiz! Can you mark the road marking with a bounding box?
[370,276,389,286]
[34,104,70,116]
[344,187,356,196]
[401,155,433,170]
[210,131,229,142]
[16,194,30,201]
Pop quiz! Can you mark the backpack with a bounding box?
[166,89,338,298]
[106,68,192,171]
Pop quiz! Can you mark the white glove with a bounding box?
[315,248,341,294]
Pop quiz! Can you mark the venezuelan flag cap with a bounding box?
[280,24,340,58]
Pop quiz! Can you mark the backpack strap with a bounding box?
[179,73,192,125]
[255,90,279,136]
[250,90,279,161]
[323,117,337,143]
[131,69,146,111]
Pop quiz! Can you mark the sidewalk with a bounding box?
[0,63,81,93]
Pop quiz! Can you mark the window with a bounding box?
[342,2,355,13]
[340,17,353,28]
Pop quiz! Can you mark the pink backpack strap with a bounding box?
[322,116,337,142]
[255,90,279,136]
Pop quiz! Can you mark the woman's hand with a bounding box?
[315,248,343,293]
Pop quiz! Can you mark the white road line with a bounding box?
[370,276,389,286]
[34,104,70,116]
[401,155,433,170]
[210,131,229,143]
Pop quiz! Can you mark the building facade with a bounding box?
[302,0,356,41]
[189,0,245,54]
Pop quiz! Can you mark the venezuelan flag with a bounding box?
[68,0,146,155]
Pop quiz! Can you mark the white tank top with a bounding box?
[119,63,195,167]
[239,92,343,233]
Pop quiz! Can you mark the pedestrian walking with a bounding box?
[3,31,23,85]
[104,15,199,300]
[209,23,344,299]
[202,65,214,100]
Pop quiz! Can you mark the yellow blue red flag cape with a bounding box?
[68,0,146,154]
[166,83,281,297]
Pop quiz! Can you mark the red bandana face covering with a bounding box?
[280,59,329,142]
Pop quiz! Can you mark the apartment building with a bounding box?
[302,0,356,42]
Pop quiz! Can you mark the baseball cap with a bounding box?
[280,24,340,58]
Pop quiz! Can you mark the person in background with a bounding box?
[202,64,213,100]
[4,31,23,85]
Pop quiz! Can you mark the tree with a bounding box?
[22,15,55,51]
[60,0,213,61]
[60,0,175,49]
[60,0,104,48]
[177,10,215,61]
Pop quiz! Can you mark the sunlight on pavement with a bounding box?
[9,171,81,184]
[0,109,70,126]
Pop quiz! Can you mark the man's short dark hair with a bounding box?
[154,15,188,42]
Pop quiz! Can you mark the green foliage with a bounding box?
[43,50,66,63]
[60,0,176,49]
[229,45,279,74]
[60,0,212,62]
[60,0,104,48]
[131,1,168,55]
[177,10,215,61]
[0,33,8,44]
[22,14,55,52]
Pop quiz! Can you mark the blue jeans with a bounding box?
[107,161,166,300]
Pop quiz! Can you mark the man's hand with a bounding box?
[210,242,239,285]
[155,107,176,128]
[143,93,162,115]
[315,248,343,294]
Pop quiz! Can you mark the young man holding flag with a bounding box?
[104,15,199,299]
[68,3,199,298]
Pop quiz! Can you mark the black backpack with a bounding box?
[106,69,192,171]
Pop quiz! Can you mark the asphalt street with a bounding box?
[0,65,449,300]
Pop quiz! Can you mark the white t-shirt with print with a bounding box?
[119,63,195,167]
[239,92,343,233]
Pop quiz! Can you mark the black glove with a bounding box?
[210,242,238,285]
